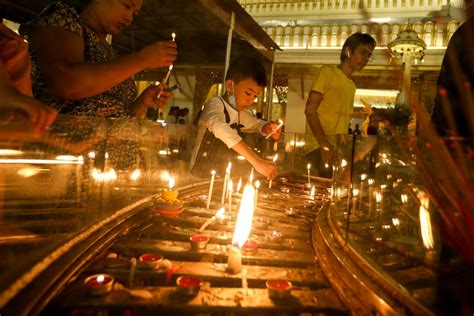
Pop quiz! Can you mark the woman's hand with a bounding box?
[141,84,173,109]
[262,122,282,141]
[138,40,177,69]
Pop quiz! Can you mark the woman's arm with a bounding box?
[29,27,176,100]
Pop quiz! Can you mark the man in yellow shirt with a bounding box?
[305,32,376,178]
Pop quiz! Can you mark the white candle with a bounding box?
[199,207,225,232]
[368,178,374,218]
[88,151,95,173]
[265,119,284,139]
[221,162,232,204]
[104,152,109,171]
[228,179,233,213]
[236,178,242,194]
[254,180,260,207]
[310,185,315,200]
[307,163,311,186]
[227,246,242,274]
[206,170,216,210]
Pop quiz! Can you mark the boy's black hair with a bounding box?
[340,32,376,61]
[225,56,267,87]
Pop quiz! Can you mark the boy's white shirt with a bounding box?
[190,95,267,169]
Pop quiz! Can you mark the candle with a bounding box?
[155,64,174,108]
[368,178,374,218]
[221,162,232,204]
[162,176,178,201]
[249,168,254,184]
[88,151,95,173]
[171,32,176,41]
[254,180,260,207]
[309,185,315,200]
[228,179,233,213]
[227,246,243,274]
[268,154,278,189]
[306,163,311,187]
[375,191,382,221]
[265,119,284,139]
[360,174,367,211]
[199,207,225,232]
[352,188,359,216]
[206,170,216,210]
[104,152,110,170]
[228,184,255,274]
[236,178,242,194]
[84,274,114,296]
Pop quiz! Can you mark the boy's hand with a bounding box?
[254,157,277,180]
[140,83,173,109]
[263,122,282,141]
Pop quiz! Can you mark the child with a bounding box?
[190,56,281,179]
[0,22,56,131]
[305,32,376,178]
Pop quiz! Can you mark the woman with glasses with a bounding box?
[304,32,376,178]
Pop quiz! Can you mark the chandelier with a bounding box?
[388,27,426,64]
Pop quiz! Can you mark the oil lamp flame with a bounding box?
[130,169,141,181]
[168,177,175,190]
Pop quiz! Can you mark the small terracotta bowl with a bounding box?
[266,279,292,299]
[176,276,202,296]
[190,235,209,250]
[138,253,163,269]
[84,274,114,296]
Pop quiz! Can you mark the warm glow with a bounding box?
[0,149,23,156]
[232,184,256,248]
[352,188,360,197]
[97,275,105,283]
[273,154,278,163]
[361,174,367,181]
[158,150,168,156]
[375,191,382,203]
[160,170,170,181]
[211,170,216,176]
[92,168,117,182]
[418,192,434,249]
[88,151,95,159]
[368,178,375,186]
[307,163,311,170]
[130,169,141,181]
[401,194,408,204]
[226,162,232,174]
[237,155,246,161]
[168,177,175,189]
[228,179,234,193]
[340,159,348,168]
[17,167,41,178]
[215,208,225,218]
[392,218,400,227]
[255,180,260,189]
[249,168,254,183]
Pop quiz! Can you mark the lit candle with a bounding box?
[418,191,434,250]
[375,191,382,221]
[199,207,225,232]
[249,168,254,184]
[309,185,315,200]
[368,178,374,218]
[155,64,174,107]
[236,178,242,194]
[254,180,260,207]
[268,154,278,189]
[265,119,284,139]
[206,170,216,210]
[228,184,255,274]
[228,179,233,213]
[352,188,359,216]
[104,152,110,171]
[171,32,176,41]
[221,162,232,205]
[88,151,95,173]
[306,163,311,187]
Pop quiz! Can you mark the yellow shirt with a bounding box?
[305,65,355,151]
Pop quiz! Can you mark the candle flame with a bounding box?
[88,151,96,159]
[352,188,360,197]
[97,275,105,283]
[249,168,254,183]
[361,174,367,181]
[226,162,232,174]
[160,170,170,181]
[255,180,260,189]
[169,64,173,71]
[92,168,117,182]
[368,178,375,185]
[273,154,278,163]
[392,218,400,227]
[236,178,242,192]
[172,32,176,40]
[211,170,216,176]
[232,184,255,248]
[168,177,175,189]
[310,185,315,200]
[375,191,382,203]
[401,194,408,204]
[216,208,225,218]
[418,192,434,249]
[307,163,311,170]
[341,159,348,168]
[130,169,141,181]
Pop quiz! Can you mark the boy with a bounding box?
[305,32,376,178]
[190,56,281,179]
